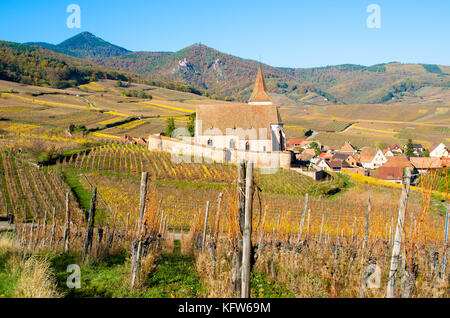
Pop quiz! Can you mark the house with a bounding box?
[377,167,405,184]
[345,154,360,167]
[121,134,137,145]
[340,141,357,153]
[429,142,449,158]
[359,147,387,169]
[195,65,286,153]
[410,157,442,174]
[329,159,351,171]
[405,143,424,157]
[299,148,317,161]
[332,152,359,168]
[300,140,322,150]
[312,158,332,171]
[287,139,309,151]
[389,144,403,154]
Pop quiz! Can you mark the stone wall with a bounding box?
[148,135,292,169]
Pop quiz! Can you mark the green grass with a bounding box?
[251,272,294,298]
[0,250,20,297]
[142,241,202,298]
[50,241,202,298]
[61,168,93,212]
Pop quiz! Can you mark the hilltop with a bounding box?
[26,32,130,59]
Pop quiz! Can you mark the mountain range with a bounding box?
[13,32,450,104]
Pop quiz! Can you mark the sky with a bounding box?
[0,0,449,68]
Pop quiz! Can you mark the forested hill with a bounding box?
[95,43,450,104]
[26,32,130,59]
[7,32,450,104]
[0,41,130,89]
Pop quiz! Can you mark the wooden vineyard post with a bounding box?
[202,201,210,251]
[50,208,56,249]
[159,210,165,234]
[131,172,148,288]
[306,209,311,240]
[233,160,246,295]
[214,193,223,243]
[319,214,325,244]
[241,160,254,298]
[83,188,97,262]
[363,194,371,252]
[125,211,130,240]
[257,206,267,247]
[63,192,70,253]
[41,210,48,247]
[386,167,412,298]
[441,203,449,279]
[28,221,34,251]
[297,194,308,243]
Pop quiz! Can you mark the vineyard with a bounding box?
[0,146,449,299]
[62,143,236,183]
[0,150,449,298]
[0,150,84,223]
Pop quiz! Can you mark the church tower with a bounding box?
[248,65,286,151]
[248,65,274,105]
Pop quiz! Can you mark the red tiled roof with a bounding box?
[340,141,356,152]
[319,153,333,160]
[288,139,308,146]
[383,156,413,168]
[378,167,404,181]
[410,157,441,169]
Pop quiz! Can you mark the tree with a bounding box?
[423,149,430,157]
[309,142,321,156]
[165,118,176,138]
[186,113,196,137]
[405,139,415,156]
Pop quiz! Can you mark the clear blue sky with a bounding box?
[1,0,449,68]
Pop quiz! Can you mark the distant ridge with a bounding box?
[22,32,450,104]
[26,32,130,59]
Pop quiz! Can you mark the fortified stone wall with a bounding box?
[148,135,292,169]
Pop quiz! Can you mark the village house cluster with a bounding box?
[287,139,450,184]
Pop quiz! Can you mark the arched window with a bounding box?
[207,139,213,147]
[245,142,250,151]
[230,139,235,149]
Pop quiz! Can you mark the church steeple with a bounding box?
[248,65,273,105]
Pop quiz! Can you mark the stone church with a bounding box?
[195,66,286,153]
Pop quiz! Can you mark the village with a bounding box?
[287,138,450,184]
[115,66,450,187]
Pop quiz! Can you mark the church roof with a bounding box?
[248,66,273,104]
[196,103,281,140]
